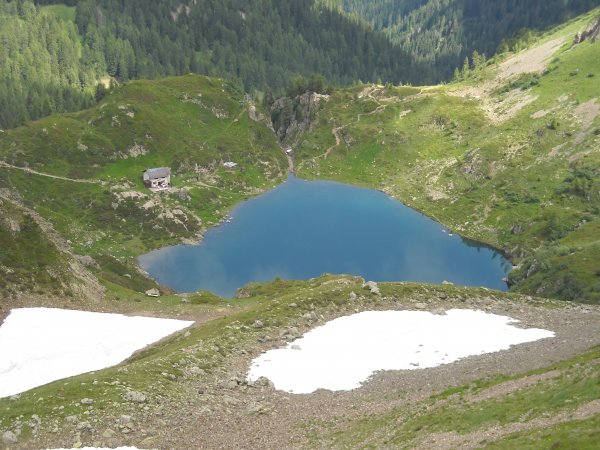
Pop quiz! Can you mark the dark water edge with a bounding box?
[139,175,511,297]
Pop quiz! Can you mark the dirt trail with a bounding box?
[420,399,600,450]
[321,85,415,160]
[0,160,103,185]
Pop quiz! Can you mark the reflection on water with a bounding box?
[139,175,511,297]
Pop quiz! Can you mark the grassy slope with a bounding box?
[0,74,286,298]
[294,10,600,303]
[39,4,77,22]
[0,199,69,297]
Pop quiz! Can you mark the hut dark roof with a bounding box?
[144,167,170,180]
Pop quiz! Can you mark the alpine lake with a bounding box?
[139,175,511,297]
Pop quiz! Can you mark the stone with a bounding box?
[123,390,147,403]
[76,421,93,432]
[363,281,380,295]
[80,398,94,405]
[254,376,274,388]
[288,303,298,308]
[414,302,427,310]
[246,401,270,415]
[145,288,160,297]
[253,320,264,329]
[2,431,18,445]
[65,415,79,424]
[76,255,100,270]
[438,292,448,300]
[288,327,301,338]
[349,291,357,301]
[102,429,116,438]
[117,415,134,427]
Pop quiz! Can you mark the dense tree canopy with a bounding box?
[323,0,600,79]
[0,0,426,128]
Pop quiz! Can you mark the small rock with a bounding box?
[247,401,270,415]
[414,302,427,310]
[2,431,18,445]
[123,390,147,403]
[288,303,298,308]
[102,428,116,438]
[180,297,191,303]
[349,291,357,301]
[288,327,301,338]
[253,320,264,329]
[76,421,93,432]
[254,377,274,388]
[65,415,79,424]
[80,398,94,405]
[309,311,319,322]
[363,281,380,295]
[117,415,133,427]
[9,394,20,402]
[438,292,448,300]
[291,344,301,350]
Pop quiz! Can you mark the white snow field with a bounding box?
[247,309,555,394]
[0,308,194,398]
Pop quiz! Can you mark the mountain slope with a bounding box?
[0,74,286,302]
[290,10,600,303]
[0,0,426,129]
[322,0,600,79]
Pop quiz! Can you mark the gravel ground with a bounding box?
[18,291,598,450]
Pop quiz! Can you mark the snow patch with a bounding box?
[247,309,554,394]
[0,308,193,398]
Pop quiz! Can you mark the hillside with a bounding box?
[287,10,600,303]
[0,0,424,129]
[321,0,600,80]
[0,74,287,304]
[1,7,600,450]
[1,278,598,448]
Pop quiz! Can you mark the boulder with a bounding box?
[123,390,147,403]
[145,288,160,297]
[363,281,380,295]
[2,431,18,445]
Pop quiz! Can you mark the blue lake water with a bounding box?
[139,175,511,297]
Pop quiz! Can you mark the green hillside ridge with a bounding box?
[290,10,600,303]
[0,74,287,300]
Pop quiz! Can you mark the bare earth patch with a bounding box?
[449,37,566,123]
